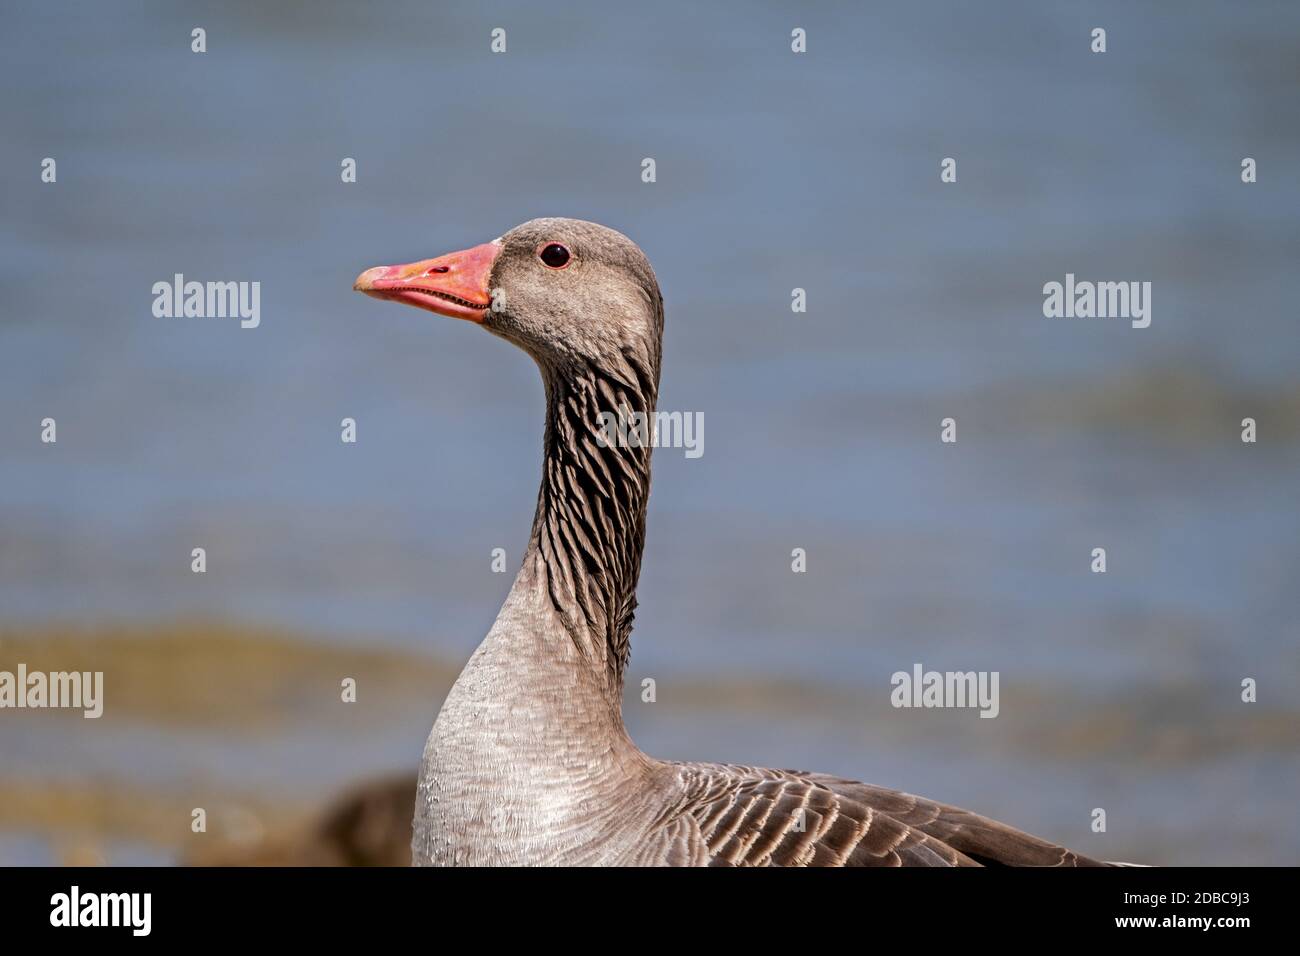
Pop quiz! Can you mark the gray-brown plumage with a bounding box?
[354,217,1114,867]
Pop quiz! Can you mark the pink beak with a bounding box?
[353,240,501,323]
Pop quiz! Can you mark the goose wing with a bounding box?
[666,763,1107,867]
[806,774,1109,866]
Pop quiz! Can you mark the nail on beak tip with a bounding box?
[353,267,384,293]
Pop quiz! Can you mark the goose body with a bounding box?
[355,218,1110,867]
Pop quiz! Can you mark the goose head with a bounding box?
[354,217,663,382]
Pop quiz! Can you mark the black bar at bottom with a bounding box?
[0,865,1282,941]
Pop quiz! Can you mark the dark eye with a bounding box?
[539,243,571,268]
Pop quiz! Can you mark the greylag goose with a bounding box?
[354,218,1111,866]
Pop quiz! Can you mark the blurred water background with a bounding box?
[1,0,1298,865]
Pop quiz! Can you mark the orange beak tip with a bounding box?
[352,267,384,293]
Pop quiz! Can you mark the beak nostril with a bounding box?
[427,266,450,274]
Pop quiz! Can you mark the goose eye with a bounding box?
[539,243,571,268]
